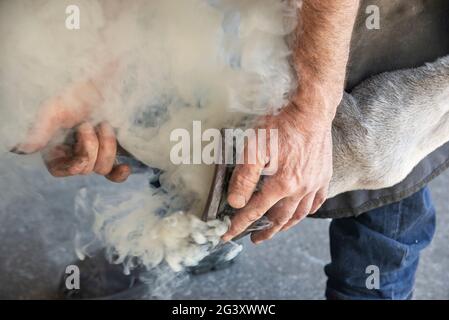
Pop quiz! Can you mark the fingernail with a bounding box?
[10,147,27,155]
[228,194,246,209]
[120,166,131,177]
[222,235,231,242]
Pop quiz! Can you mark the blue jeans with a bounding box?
[325,187,436,300]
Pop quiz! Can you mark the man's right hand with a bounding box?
[11,80,131,183]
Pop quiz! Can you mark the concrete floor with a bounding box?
[0,154,448,299]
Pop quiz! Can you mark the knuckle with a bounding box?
[317,195,326,205]
[278,178,305,195]
[94,155,115,175]
[298,186,309,196]
[278,179,295,192]
[315,190,328,203]
[99,136,116,147]
[98,121,114,133]
[293,210,306,220]
[86,135,100,147]
[240,210,263,226]
[245,213,260,224]
[231,173,259,194]
[271,217,289,227]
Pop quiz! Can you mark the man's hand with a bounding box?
[11,77,131,183]
[223,86,335,243]
[223,0,359,243]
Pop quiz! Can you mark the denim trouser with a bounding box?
[325,187,436,300]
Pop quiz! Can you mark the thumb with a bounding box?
[10,62,116,155]
[11,85,94,154]
[227,131,271,209]
[11,100,79,154]
[228,160,264,209]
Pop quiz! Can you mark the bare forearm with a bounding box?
[292,0,360,121]
[224,1,361,242]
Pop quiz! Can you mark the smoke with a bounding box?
[0,0,298,277]
[74,178,231,273]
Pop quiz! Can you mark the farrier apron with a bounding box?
[317,0,449,218]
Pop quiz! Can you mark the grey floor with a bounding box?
[0,154,448,299]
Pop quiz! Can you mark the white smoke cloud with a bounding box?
[0,0,298,273]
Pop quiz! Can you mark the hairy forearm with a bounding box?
[292,0,360,121]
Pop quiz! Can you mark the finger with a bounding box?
[13,99,68,154]
[11,63,117,155]
[223,180,284,242]
[74,122,99,175]
[227,162,263,209]
[282,192,316,232]
[309,188,328,214]
[227,133,268,209]
[44,145,88,177]
[94,122,117,175]
[106,164,131,183]
[14,97,90,154]
[251,196,299,244]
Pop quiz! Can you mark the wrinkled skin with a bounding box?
[223,86,336,243]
